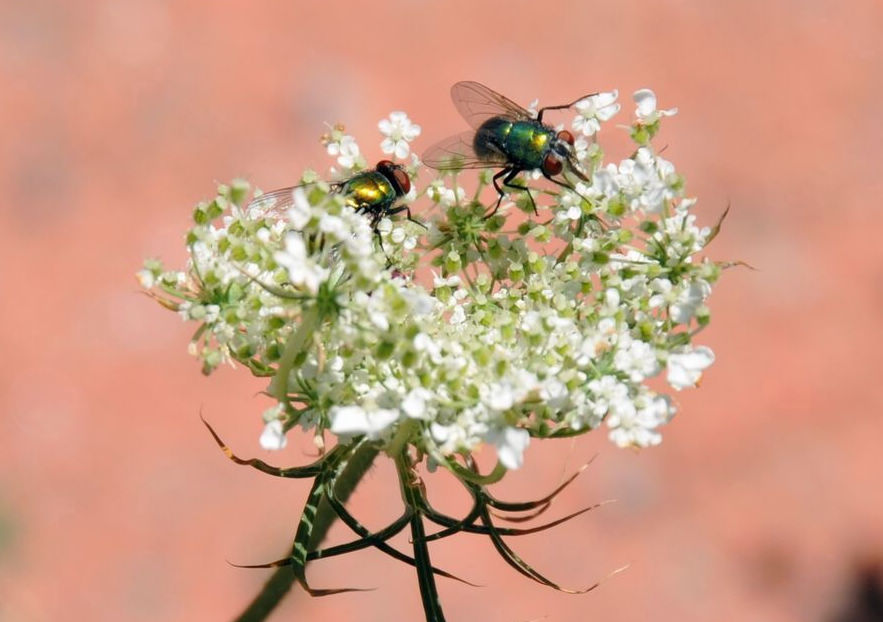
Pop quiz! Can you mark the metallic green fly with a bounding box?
[423,81,596,216]
[248,160,416,232]
[247,160,423,259]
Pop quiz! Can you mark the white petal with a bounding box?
[394,140,410,159]
[259,420,287,450]
[403,124,421,140]
[286,188,312,229]
[136,269,155,289]
[596,89,619,106]
[597,102,621,121]
[329,405,369,436]
[489,427,530,470]
[633,89,658,116]
[402,389,430,419]
[330,406,399,440]
[666,347,715,390]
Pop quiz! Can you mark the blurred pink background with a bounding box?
[2,1,882,620]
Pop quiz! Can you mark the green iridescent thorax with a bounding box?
[474,117,554,170]
[342,171,397,210]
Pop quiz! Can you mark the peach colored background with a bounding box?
[2,1,882,621]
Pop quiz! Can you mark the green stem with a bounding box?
[267,305,319,402]
[395,452,447,622]
[232,442,380,622]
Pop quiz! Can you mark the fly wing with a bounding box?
[245,186,299,218]
[245,181,345,219]
[421,131,508,171]
[450,81,532,130]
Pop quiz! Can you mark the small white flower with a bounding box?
[330,405,400,440]
[539,378,569,410]
[667,347,715,390]
[369,309,389,331]
[606,393,672,448]
[390,227,406,244]
[379,111,421,159]
[572,90,620,136]
[402,388,432,419]
[203,304,221,323]
[485,426,530,470]
[613,336,660,382]
[318,213,348,239]
[604,287,621,311]
[633,89,678,123]
[326,133,360,169]
[136,269,155,289]
[286,188,313,230]
[588,375,629,418]
[432,185,466,207]
[670,280,711,324]
[274,232,329,294]
[483,382,515,411]
[259,420,287,451]
[449,305,466,325]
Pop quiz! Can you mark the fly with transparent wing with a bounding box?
[245,161,423,255]
[423,81,596,216]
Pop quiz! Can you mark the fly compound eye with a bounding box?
[557,130,575,146]
[542,153,563,176]
[392,168,411,194]
[376,159,395,169]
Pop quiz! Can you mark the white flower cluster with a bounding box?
[142,88,724,477]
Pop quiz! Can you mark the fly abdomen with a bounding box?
[474,117,513,160]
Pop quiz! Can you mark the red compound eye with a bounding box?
[392,168,411,194]
[376,159,395,168]
[557,130,575,145]
[542,153,563,176]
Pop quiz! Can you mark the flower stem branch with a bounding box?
[232,442,380,622]
[267,305,319,403]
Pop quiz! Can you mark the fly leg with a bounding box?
[543,173,608,232]
[500,167,537,216]
[537,92,599,123]
[385,205,427,230]
[543,174,577,193]
[366,210,394,267]
[489,166,535,217]
[353,203,391,264]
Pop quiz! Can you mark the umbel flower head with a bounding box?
[141,85,729,620]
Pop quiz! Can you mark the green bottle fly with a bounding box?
[247,160,417,241]
[424,81,597,216]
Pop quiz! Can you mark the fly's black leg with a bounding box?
[489,167,511,217]
[543,173,608,232]
[367,212,394,267]
[501,167,537,216]
[537,92,599,124]
[354,202,388,260]
[385,205,427,230]
[488,166,533,218]
[543,174,577,193]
